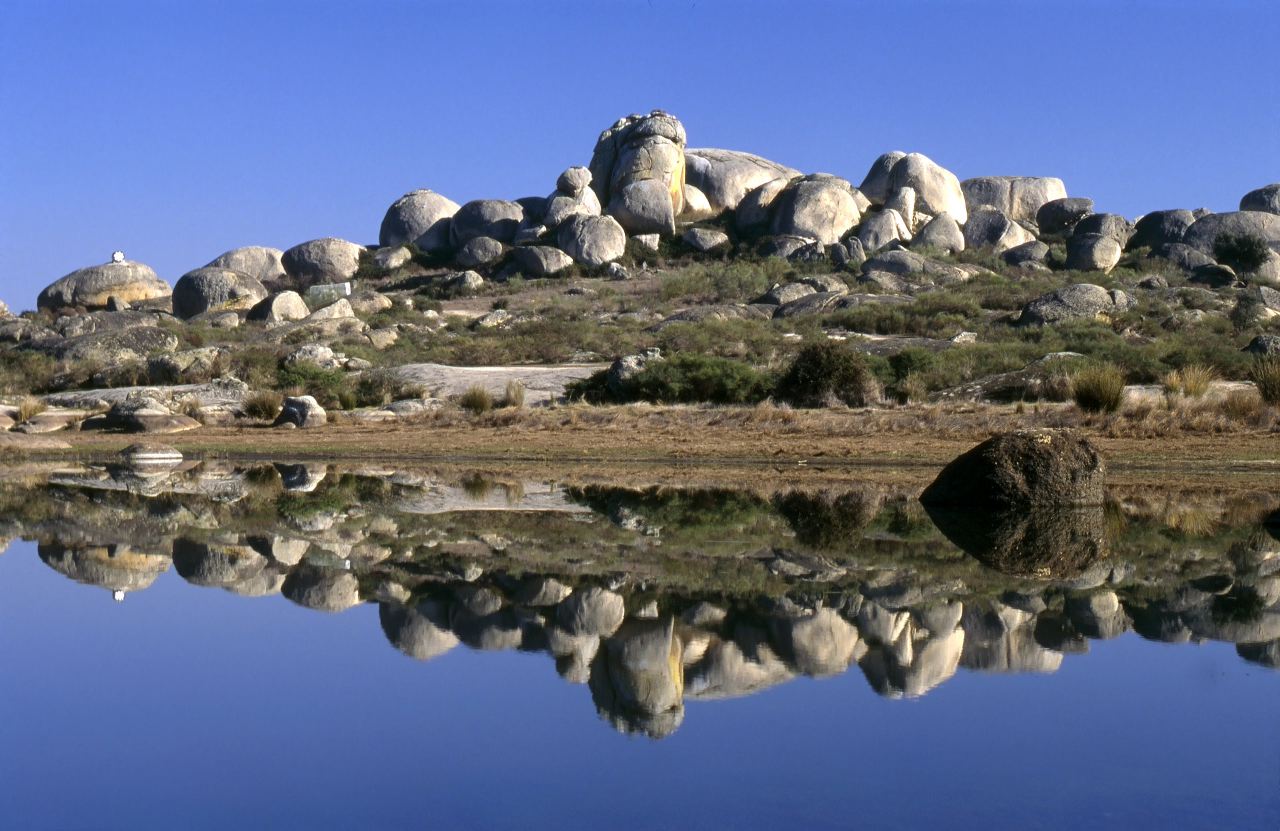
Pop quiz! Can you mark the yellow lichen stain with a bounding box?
[669,151,686,215]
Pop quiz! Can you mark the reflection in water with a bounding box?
[922,504,1107,578]
[1,460,1278,739]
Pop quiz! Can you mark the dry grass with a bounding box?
[1162,364,1216,399]
[243,390,283,421]
[1250,357,1280,405]
[17,397,46,423]
[458,385,494,415]
[1072,363,1125,413]
[502,379,526,409]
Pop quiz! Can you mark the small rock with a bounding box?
[274,396,327,429]
[455,236,505,268]
[683,227,730,253]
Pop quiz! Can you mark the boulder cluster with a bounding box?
[4,108,1278,419]
[23,108,1280,322]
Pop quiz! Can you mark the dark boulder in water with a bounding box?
[920,429,1105,511]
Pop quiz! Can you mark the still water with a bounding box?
[0,460,1276,829]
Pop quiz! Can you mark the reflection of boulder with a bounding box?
[281,564,361,612]
[774,487,884,550]
[1237,640,1280,668]
[860,627,964,698]
[770,608,862,677]
[685,623,794,700]
[920,429,1105,510]
[557,587,625,637]
[39,542,170,599]
[379,599,459,661]
[1185,588,1280,644]
[589,617,685,739]
[514,576,573,607]
[924,504,1106,579]
[546,626,600,684]
[451,608,523,651]
[1125,602,1193,644]
[173,538,280,596]
[1064,591,1129,639]
[855,600,911,645]
[454,584,505,617]
[275,463,327,492]
[960,603,1063,673]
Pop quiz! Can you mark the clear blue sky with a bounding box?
[1,0,1277,311]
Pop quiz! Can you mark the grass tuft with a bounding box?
[1072,362,1126,413]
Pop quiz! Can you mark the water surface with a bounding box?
[0,461,1276,829]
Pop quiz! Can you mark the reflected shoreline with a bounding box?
[2,459,1278,739]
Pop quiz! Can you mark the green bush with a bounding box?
[625,353,772,405]
[1071,362,1126,412]
[1213,233,1271,275]
[775,340,879,407]
[1249,356,1280,405]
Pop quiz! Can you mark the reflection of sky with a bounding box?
[0,538,1276,830]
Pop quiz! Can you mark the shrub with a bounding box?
[0,352,57,395]
[354,368,426,408]
[1249,356,1280,405]
[564,369,611,404]
[775,340,879,408]
[622,353,771,405]
[1221,389,1263,421]
[1213,233,1271,275]
[243,390,283,421]
[1071,362,1126,412]
[17,396,46,422]
[502,379,526,409]
[458,385,494,414]
[1162,364,1216,399]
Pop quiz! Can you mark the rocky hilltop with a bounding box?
[2,110,1278,438]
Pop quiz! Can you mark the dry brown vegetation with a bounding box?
[32,399,1277,478]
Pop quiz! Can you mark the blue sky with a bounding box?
[1,0,1277,311]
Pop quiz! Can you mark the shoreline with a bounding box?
[5,402,1276,490]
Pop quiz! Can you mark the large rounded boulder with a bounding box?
[557,214,626,267]
[1240,184,1280,215]
[1065,233,1123,273]
[449,199,524,246]
[1127,209,1196,251]
[204,246,286,286]
[1035,197,1094,237]
[590,110,687,235]
[172,267,267,320]
[1183,211,1280,254]
[770,174,865,245]
[961,176,1067,223]
[281,238,365,287]
[920,429,1106,510]
[885,153,968,224]
[379,189,460,253]
[37,260,171,312]
[963,207,1034,253]
[684,148,801,214]
[1018,283,1134,325]
[857,151,907,205]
